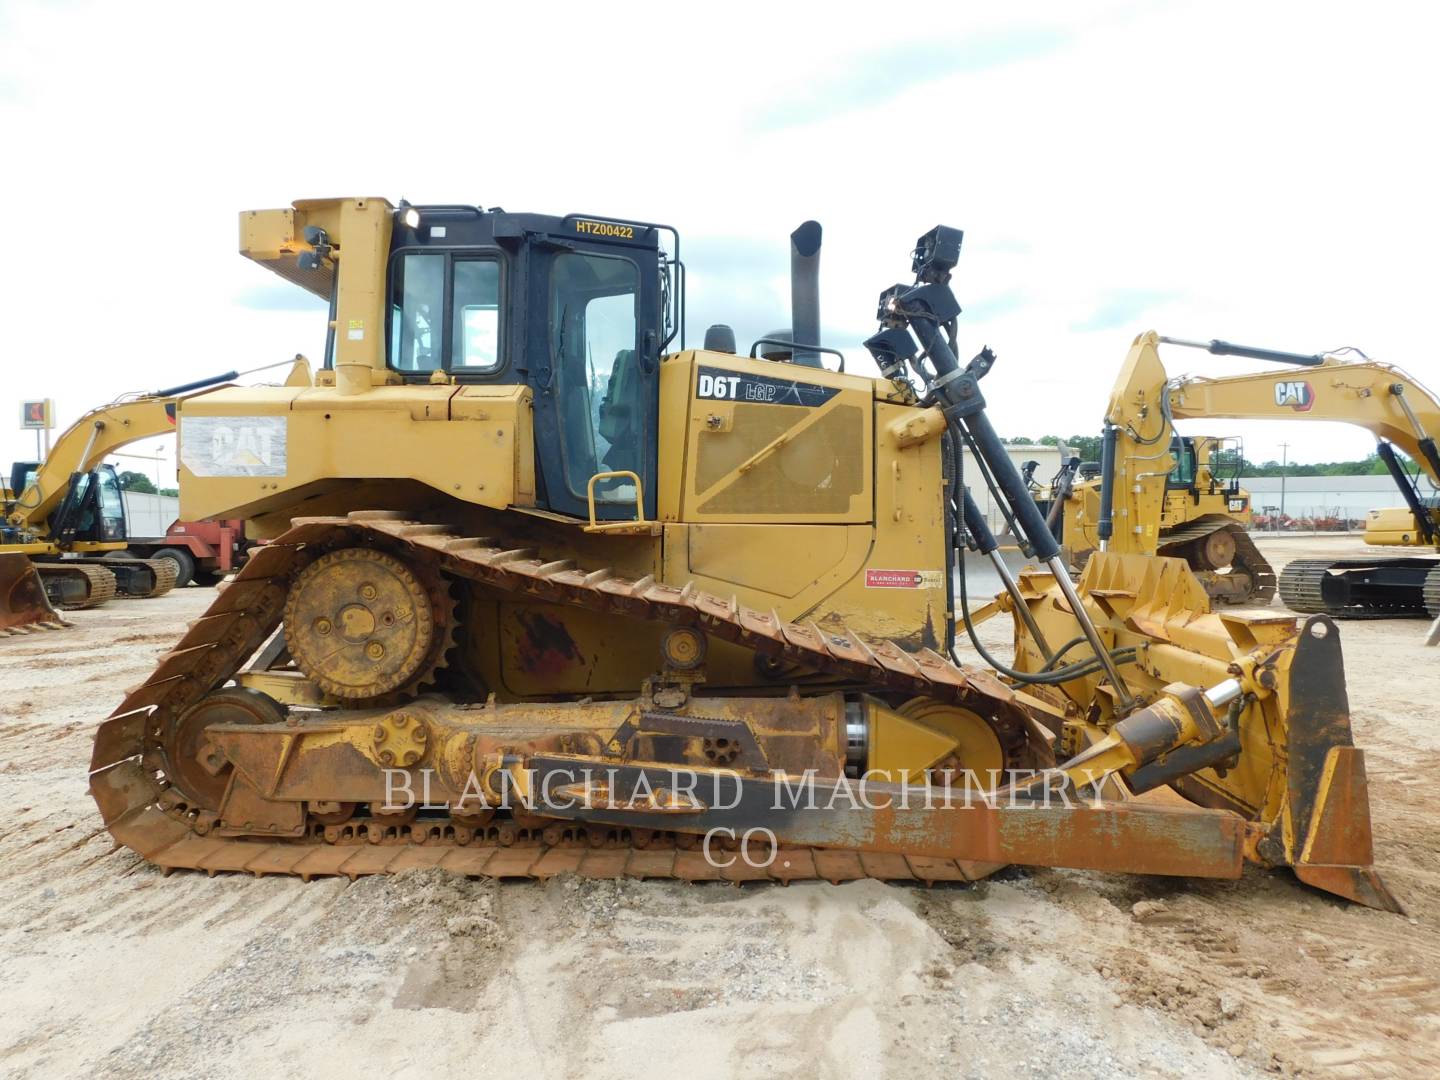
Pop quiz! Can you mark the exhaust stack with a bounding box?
[789,220,823,368]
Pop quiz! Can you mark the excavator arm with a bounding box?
[1,363,311,627]
[4,366,314,537]
[1081,331,1440,621]
[1164,345,1440,486]
[1084,332,1440,550]
[7,398,185,534]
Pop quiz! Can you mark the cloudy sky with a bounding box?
[2,0,1437,482]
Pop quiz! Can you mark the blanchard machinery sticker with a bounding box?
[696,366,840,407]
[865,569,944,589]
[180,415,288,477]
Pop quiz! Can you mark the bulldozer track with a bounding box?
[42,562,118,610]
[1158,517,1276,605]
[89,511,1035,886]
[1423,565,1440,619]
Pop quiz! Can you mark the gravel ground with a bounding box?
[1,535,1436,1078]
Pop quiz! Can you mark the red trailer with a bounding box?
[125,519,249,587]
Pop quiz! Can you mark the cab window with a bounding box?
[390,253,444,372]
[452,260,501,370]
[96,468,126,537]
[549,253,640,501]
[388,253,503,374]
[1167,437,1197,488]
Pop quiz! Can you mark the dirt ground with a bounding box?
[2,535,1436,1079]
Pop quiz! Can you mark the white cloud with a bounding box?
[2,0,1437,479]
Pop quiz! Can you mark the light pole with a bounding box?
[1278,442,1289,524]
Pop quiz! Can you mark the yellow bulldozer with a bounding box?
[1058,332,1440,618]
[85,199,1399,911]
[1052,428,1268,606]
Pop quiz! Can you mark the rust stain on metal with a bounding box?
[514,611,584,678]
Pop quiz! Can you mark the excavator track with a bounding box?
[39,562,119,610]
[1279,557,1440,618]
[105,556,179,599]
[89,512,1039,886]
[137,557,179,598]
[1158,516,1276,606]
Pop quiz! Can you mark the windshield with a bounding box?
[549,252,640,501]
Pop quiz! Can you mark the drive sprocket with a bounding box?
[282,546,453,701]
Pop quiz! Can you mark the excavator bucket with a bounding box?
[0,553,68,635]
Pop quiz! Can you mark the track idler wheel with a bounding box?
[895,697,1007,785]
[164,687,286,812]
[283,547,452,700]
[1192,527,1238,571]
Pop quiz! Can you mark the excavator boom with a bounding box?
[0,369,282,623]
[1067,331,1440,619]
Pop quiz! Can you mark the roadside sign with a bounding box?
[20,400,54,430]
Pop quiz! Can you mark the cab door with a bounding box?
[526,235,661,521]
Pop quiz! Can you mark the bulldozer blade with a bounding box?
[526,756,1249,880]
[0,553,69,635]
[1277,615,1403,913]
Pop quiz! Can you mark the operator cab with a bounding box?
[8,462,38,501]
[338,206,681,523]
[1166,435,1244,496]
[1166,436,1199,490]
[51,464,128,544]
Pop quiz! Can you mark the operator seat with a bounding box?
[598,348,640,473]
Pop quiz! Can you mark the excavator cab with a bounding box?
[375,209,671,522]
[8,462,39,501]
[50,463,128,545]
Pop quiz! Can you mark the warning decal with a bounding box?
[865,569,943,589]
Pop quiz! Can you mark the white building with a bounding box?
[121,490,180,538]
[962,443,1068,534]
[1240,475,1425,522]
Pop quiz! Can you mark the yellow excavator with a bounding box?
[85,199,1399,912]
[0,373,287,631]
[1059,332,1440,618]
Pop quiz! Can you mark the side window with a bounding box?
[389,253,444,372]
[452,260,501,370]
[1167,437,1197,488]
[550,253,640,501]
[97,469,125,536]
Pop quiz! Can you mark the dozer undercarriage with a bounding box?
[90,514,1398,909]
[1157,515,1277,606]
[85,200,1401,913]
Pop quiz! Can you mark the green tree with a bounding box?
[1064,434,1103,462]
[117,471,157,493]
